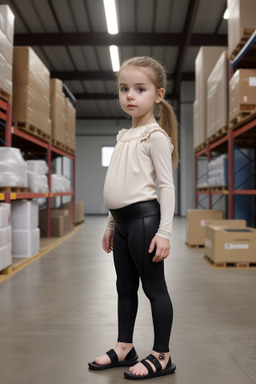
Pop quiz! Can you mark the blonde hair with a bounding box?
[117,56,179,167]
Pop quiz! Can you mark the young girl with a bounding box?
[88,56,178,380]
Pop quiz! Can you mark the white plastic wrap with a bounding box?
[0,203,11,228]
[0,148,28,187]
[12,228,40,258]
[27,172,49,193]
[51,174,71,193]
[11,200,39,230]
[208,154,228,187]
[0,243,12,271]
[26,160,48,174]
[0,225,11,247]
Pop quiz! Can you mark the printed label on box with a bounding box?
[205,238,212,248]
[225,243,249,250]
[200,220,211,227]
[243,96,248,102]
[249,77,256,86]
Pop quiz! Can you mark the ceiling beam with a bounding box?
[172,0,201,98]
[51,70,195,81]
[14,32,227,47]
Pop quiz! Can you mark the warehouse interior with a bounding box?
[0,0,256,383]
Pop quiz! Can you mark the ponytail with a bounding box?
[157,100,179,167]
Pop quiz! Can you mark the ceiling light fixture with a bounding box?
[109,45,120,72]
[223,8,229,20]
[103,0,119,35]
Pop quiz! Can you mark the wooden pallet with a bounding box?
[210,186,229,194]
[0,186,28,193]
[14,122,51,143]
[230,29,256,60]
[51,138,75,155]
[185,242,204,250]
[204,255,256,270]
[194,141,208,153]
[229,109,256,130]
[207,126,228,143]
[0,88,11,103]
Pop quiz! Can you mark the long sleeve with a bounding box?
[105,211,114,231]
[148,131,175,239]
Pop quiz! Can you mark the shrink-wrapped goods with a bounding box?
[11,200,38,230]
[0,5,14,97]
[12,228,40,258]
[26,160,49,193]
[51,174,71,193]
[0,202,12,271]
[0,203,11,228]
[207,51,228,138]
[0,148,28,187]
[194,46,226,148]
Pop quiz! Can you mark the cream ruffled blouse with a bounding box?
[104,123,175,239]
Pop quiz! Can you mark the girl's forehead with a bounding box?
[118,66,153,82]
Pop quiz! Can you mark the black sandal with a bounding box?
[124,354,176,380]
[88,347,139,370]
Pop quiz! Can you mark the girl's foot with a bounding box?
[129,350,169,376]
[94,342,134,365]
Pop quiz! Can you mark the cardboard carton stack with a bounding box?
[205,226,256,264]
[0,5,14,98]
[227,0,256,59]
[50,78,66,147]
[39,208,70,237]
[65,97,76,153]
[193,46,226,149]
[11,200,40,258]
[12,46,51,138]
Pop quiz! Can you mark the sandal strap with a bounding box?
[146,354,162,372]
[106,349,118,363]
[140,359,154,374]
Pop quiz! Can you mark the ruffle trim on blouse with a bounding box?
[117,124,172,143]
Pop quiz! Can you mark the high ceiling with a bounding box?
[1,0,228,119]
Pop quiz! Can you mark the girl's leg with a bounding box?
[94,226,139,365]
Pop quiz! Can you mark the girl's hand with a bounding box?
[102,229,114,253]
[148,235,170,263]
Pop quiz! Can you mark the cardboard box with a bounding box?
[39,208,70,237]
[229,69,256,122]
[205,225,256,263]
[207,51,228,138]
[75,201,85,224]
[194,46,226,147]
[12,47,51,135]
[50,79,66,146]
[64,98,76,151]
[186,209,225,246]
[228,0,256,58]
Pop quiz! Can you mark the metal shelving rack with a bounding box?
[194,30,256,225]
[0,98,76,238]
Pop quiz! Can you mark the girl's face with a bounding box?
[118,66,164,126]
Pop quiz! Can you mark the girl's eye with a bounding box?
[120,86,128,92]
[137,88,145,93]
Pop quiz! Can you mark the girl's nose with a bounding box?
[127,90,134,100]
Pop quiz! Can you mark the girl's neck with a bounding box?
[131,115,157,129]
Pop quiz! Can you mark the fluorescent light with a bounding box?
[109,45,120,72]
[223,8,229,20]
[103,0,119,35]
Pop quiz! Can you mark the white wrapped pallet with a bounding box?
[0,148,28,187]
[11,200,38,230]
[12,228,40,258]
[0,203,11,228]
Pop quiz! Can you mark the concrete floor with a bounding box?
[0,216,256,384]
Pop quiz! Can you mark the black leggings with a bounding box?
[110,200,173,353]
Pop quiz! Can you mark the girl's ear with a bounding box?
[155,88,165,104]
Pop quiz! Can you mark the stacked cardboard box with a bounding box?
[12,46,51,137]
[228,0,256,59]
[229,69,256,123]
[0,203,12,271]
[39,208,70,237]
[0,5,14,97]
[65,98,76,152]
[207,51,228,138]
[75,201,85,224]
[186,209,225,246]
[11,200,40,258]
[193,46,226,148]
[50,78,66,147]
[205,225,256,263]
